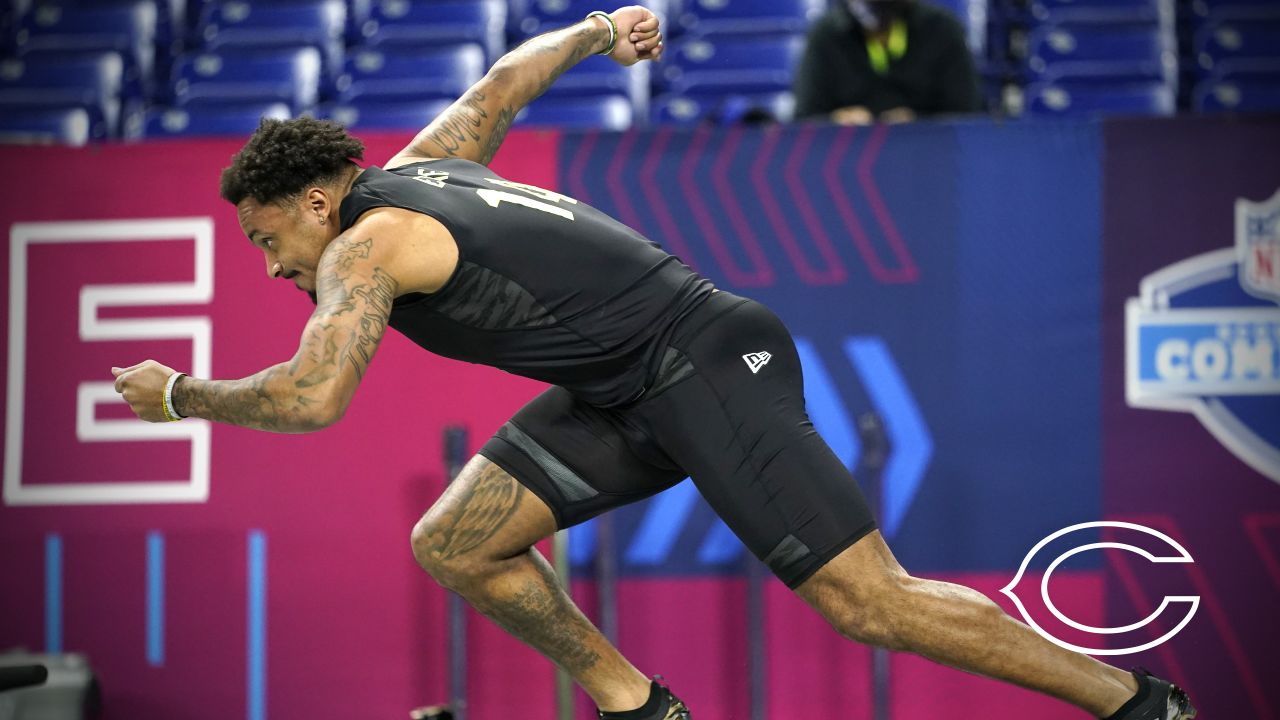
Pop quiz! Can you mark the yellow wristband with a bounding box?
[161,392,179,420]
[161,372,186,422]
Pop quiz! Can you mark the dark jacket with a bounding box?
[793,1,982,119]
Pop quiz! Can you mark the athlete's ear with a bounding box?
[304,186,332,225]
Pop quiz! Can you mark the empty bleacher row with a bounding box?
[990,0,1280,117]
[0,0,1278,146]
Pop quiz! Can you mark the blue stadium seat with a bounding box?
[360,0,506,63]
[0,106,91,146]
[542,54,649,113]
[16,1,157,97]
[39,0,184,55]
[516,94,632,129]
[1028,24,1176,83]
[171,47,321,112]
[317,98,453,130]
[1024,81,1174,116]
[651,90,793,123]
[0,51,123,137]
[676,0,824,36]
[661,34,803,95]
[128,101,290,138]
[1194,79,1280,113]
[1194,22,1280,77]
[1027,0,1173,26]
[1189,0,1280,23]
[335,45,483,103]
[197,0,346,79]
[510,0,666,38]
[1206,58,1280,82]
[37,0,189,101]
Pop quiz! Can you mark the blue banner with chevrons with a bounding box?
[558,121,1103,576]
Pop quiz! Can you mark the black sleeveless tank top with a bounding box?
[337,158,715,408]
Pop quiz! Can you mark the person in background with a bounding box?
[793,0,983,124]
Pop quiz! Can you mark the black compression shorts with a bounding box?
[478,290,877,589]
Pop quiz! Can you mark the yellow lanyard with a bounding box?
[865,20,908,75]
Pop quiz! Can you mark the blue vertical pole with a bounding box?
[147,531,165,666]
[444,425,470,720]
[248,531,267,720]
[45,534,62,653]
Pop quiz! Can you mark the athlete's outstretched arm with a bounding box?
[387,5,663,168]
[113,223,401,434]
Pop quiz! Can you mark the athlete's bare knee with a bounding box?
[409,514,505,590]
[822,573,913,649]
[410,517,466,588]
[797,531,914,649]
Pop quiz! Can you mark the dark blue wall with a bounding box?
[558,120,1103,575]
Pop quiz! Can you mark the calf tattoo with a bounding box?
[418,462,603,675]
[472,558,605,676]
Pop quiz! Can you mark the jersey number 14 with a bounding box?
[476,178,578,221]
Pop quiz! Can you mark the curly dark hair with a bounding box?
[219,117,365,206]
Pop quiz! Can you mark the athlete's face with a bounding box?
[237,190,339,294]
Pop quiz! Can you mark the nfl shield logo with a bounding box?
[1237,188,1280,304]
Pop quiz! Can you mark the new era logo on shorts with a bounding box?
[743,351,772,374]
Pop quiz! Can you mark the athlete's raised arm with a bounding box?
[112,213,403,433]
[386,5,663,168]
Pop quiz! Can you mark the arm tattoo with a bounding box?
[413,20,604,165]
[526,23,599,98]
[423,90,490,159]
[312,236,398,382]
[478,106,516,165]
[422,88,517,165]
[173,235,398,433]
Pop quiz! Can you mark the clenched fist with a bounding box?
[606,6,665,66]
[112,360,180,423]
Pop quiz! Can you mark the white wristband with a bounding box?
[164,372,187,420]
[586,11,617,56]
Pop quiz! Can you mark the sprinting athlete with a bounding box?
[113,6,1195,719]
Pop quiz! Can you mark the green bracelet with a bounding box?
[586,11,617,56]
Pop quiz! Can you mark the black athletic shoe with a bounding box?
[658,691,691,720]
[1105,669,1197,720]
[597,678,691,720]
